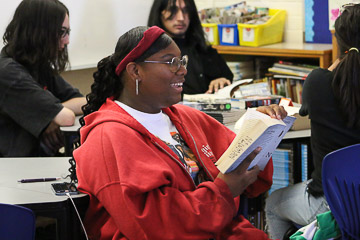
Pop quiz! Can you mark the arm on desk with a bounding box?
[54,107,76,127]
[62,97,87,116]
[41,107,76,154]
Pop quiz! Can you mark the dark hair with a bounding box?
[3,0,69,82]
[333,4,360,128]
[81,26,173,122]
[147,0,208,52]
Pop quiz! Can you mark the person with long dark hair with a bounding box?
[265,4,360,239]
[73,25,287,239]
[0,0,86,157]
[148,0,233,94]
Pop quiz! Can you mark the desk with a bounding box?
[0,157,88,240]
[213,43,333,68]
[283,129,311,139]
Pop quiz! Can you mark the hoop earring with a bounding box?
[136,79,139,95]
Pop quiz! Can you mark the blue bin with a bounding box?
[218,24,239,46]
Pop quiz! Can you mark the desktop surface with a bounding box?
[0,157,85,204]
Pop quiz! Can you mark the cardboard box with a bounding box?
[290,113,310,131]
[282,105,310,131]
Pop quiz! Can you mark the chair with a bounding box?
[322,143,360,240]
[0,203,36,240]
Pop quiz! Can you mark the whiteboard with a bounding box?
[0,0,153,70]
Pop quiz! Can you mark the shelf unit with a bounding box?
[213,42,333,69]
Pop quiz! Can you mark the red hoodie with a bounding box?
[74,99,273,240]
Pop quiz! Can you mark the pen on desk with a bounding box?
[17,177,62,183]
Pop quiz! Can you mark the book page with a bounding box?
[216,109,295,174]
[183,79,253,102]
[215,79,253,98]
[223,124,285,173]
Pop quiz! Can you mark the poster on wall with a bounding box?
[305,0,332,43]
[328,0,360,30]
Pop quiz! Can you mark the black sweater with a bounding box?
[174,38,233,94]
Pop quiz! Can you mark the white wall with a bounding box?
[0,0,304,70]
[194,0,304,44]
[0,0,153,70]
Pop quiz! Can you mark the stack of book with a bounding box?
[230,81,283,109]
[227,61,255,81]
[204,109,246,125]
[269,145,294,194]
[231,95,282,109]
[179,101,246,125]
[268,61,317,78]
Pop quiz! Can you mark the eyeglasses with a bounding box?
[59,27,71,38]
[340,3,360,14]
[142,55,188,73]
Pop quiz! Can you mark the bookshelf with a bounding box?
[213,42,333,69]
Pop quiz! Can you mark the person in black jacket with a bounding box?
[0,0,86,157]
[148,0,233,94]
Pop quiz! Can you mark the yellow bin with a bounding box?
[238,9,286,47]
[202,23,219,45]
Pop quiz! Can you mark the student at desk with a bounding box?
[148,0,233,94]
[265,4,360,239]
[0,0,86,157]
[73,26,287,239]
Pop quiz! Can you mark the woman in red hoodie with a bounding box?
[74,26,286,240]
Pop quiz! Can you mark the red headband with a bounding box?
[115,26,165,76]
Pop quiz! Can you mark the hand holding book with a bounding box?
[216,107,294,174]
[216,147,262,197]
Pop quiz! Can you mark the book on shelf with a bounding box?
[232,82,271,98]
[269,145,294,194]
[268,67,308,77]
[273,62,317,74]
[272,74,306,80]
[215,108,295,174]
[268,76,305,104]
[301,143,309,182]
[231,95,282,109]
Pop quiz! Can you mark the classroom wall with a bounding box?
[0,0,153,70]
[194,0,305,44]
[1,0,305,95]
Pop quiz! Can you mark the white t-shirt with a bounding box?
[116,101,178,146]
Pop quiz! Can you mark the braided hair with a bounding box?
[68,27,172,182]
[80,26,173,127]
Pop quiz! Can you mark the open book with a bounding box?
[183,79,253,102]
[216,108,295,174]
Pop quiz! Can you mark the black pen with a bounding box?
[17,177,61,183]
